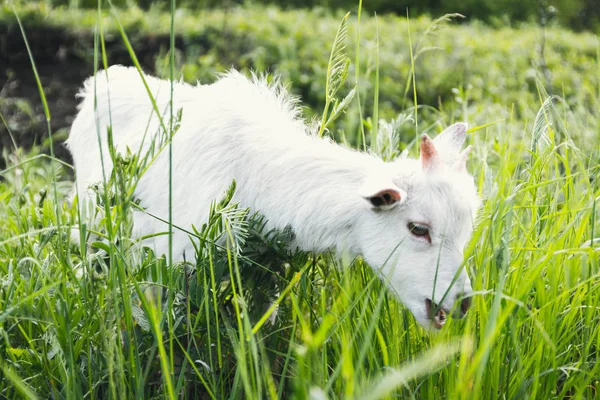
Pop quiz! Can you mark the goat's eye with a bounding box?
[408,222,431,241]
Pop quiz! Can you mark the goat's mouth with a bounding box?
[425,298,448,330]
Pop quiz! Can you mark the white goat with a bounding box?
[67,65,481,329]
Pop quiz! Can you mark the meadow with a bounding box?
[0,2,599,399]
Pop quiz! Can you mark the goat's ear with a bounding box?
[361,179,406,210]
[453,145,472,172]
[364,188,403,209]
[432,123,467,155]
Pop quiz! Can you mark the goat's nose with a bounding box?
[455,294,472,319]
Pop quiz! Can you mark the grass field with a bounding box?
[1,1,599,399]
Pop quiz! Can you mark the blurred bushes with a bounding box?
[37,0,600,31]
[2,4,599,147]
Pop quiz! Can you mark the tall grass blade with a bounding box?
[357,340,466,400]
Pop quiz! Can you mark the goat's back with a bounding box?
[66,65,313,258]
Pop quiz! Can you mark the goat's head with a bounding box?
[359,123,480,330]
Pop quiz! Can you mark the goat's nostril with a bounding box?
[460,296,472,316]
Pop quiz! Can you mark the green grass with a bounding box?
[1,1,600,399]
[3,3,600,133]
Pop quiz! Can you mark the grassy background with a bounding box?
[18,0,600,31]
[2,3,600,153]
[1,1,599,399]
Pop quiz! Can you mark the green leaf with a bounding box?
[324,87,357,128]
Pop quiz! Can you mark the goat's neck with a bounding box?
[238,136,384,255]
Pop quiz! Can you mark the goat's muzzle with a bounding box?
[453,294,472,319]
[425,298,448,329]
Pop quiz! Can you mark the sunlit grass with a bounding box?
[0,1,599,399]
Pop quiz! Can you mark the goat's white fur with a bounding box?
[67,65,480,329]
